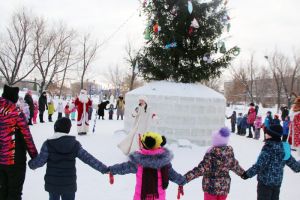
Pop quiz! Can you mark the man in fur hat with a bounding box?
[75,89,92,135]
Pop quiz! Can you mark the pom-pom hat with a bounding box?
[212,127,231,147]
[141,132,166,150]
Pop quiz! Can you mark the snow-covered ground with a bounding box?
[23,107,300,200]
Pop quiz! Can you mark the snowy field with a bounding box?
[23,107,300,200]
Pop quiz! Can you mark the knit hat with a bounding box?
[138,95,148,103]
[212,127,231,147]
[141,132,166,150]
[293,97,300,112]
[54,117,72,134]
[266,124,283,140]
[2,84,19,103]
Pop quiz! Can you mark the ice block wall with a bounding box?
[124,82,226,146]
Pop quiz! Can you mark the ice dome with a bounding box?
[124,81,226,146]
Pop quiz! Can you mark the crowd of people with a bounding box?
[1,84,300,200]
[227,102,300,149]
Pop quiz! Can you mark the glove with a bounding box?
[241,172,249,180]
[109,172,114,184]
[177,185,184,199]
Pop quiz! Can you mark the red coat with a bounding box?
[75,98,92,121]
[247,107,256,125]
[289,112,300,147]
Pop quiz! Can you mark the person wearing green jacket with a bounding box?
[48,100,55,122]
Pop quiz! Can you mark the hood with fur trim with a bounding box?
[129,148,173,169]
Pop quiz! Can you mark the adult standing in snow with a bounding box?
[75,89,92,135]
[226,111,236,133]
[247,103,256,138]
[97,100,110,120]
[289,96,300,153]
[118,96,157,155]
[281,106,289,121]
[0,85,38,200]
[24,90,34,125]
[116,96,125,120]
[255,104,259,116]
[38,91,48,123]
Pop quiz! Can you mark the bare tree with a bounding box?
[59,46,79,98]
[0,10,35,86]
[265,52,283,111]
[230,54,257,103]
[254,66,271,105]
[79,34,98,89]
[105,65,125,89]
[201,78,222,92]
[124,41,139,91]
[32,18,73,94]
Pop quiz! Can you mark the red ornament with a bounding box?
[188,26,194,35]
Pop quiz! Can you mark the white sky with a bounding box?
[1,0,300,83]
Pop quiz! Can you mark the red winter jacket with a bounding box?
[247,107,256,125]
[0,97,38,165]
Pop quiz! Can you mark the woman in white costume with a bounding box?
[118,96,156,155]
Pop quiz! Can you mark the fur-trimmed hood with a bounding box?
[129,148,173,169]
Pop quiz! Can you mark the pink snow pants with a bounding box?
[204,193,227,200]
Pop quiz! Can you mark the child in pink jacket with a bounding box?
[33,101,39,124]
[254,116,263,140]
[109,132,186,200]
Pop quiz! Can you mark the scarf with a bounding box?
[141,166,169,200]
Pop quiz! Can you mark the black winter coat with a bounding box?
[38,96,47,111]
[45,136,79,193]
[24,94,34,117]
[97,102,109,116]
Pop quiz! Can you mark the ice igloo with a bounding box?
[124,81,226,146]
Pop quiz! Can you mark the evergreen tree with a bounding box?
[138,0,240,83]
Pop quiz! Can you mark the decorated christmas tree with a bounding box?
[138,0,240,83]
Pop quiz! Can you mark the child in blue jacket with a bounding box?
[240,114,248,136]
[28,118,108,200]
[237,113,243,135]
[282,116,290,142]
[242,124,300,200]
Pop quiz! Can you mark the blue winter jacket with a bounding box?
[240,116,248,129]
[283,120,290,136]
[237,116,243,126]
[264,116,273,129]
[28,134,108,193]
[246,138,300,187]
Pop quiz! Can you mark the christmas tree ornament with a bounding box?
[144,27,151,40]
[207,57,212,63]
[143,0,147,8]
[233,47,241,56]
[134,61,139,73]
[153,23,161,33]
[191,18,200,29]
[188,27,194,35]
[188,0,193,14]
[220,42,226,53]
[203,53,210,62]
[165,42,177,49]
[217,41,224,48]
[226,23,231,32]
